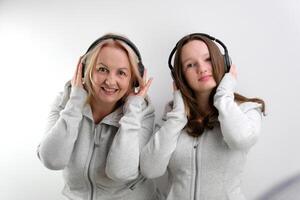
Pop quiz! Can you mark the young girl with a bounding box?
[37,34,159,200]
[141,33,265,200]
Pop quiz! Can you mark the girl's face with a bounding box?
[91,45,132,106]
[181,40,217,95]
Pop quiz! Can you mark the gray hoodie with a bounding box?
[37,82,160,200]
[141,74,263,200]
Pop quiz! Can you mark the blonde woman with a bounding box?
[37,34,159,200]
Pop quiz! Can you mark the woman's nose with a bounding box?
[104,74,116,85]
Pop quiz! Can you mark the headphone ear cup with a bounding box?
[171,70,180,89]
[138,62,145,78]
[133,62,144,88]
[223,55,232,72]
[133,80,139,88]
[81,58,86,78]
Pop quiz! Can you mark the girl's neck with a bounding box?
[195,91,213,116]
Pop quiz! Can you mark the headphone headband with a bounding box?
[86,34,143,62]
[168,33,231,73]
[82,34,145,87]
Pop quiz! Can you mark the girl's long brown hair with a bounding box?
[172,34,265,137]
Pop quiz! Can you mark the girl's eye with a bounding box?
[205,57,211,62]
[187,63,197,68]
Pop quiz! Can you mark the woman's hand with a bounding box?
[229,64,237,80]
[71,56,84,88]
[129,69,153,98]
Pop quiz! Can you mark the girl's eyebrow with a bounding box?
[182,58,193,65]
[203,53,210,57]
[182,53,210,64]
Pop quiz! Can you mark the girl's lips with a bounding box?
[198,75,212,82]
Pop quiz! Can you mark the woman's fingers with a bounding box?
[130,67,153,98]
[142,68,147,87]
[72,56,84,88]
[76,62,83,84]
[142,78,153,95]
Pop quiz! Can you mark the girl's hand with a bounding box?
[173,81,179,92]
[71,56,84,88]
[229,64,237,80]
[130,69,153,98]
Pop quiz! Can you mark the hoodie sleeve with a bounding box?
[213,73,263,151]
[37,86,87,170]
[105,95,155,182]
[140,91,188,179]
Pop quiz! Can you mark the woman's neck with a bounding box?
[90,98,116,124]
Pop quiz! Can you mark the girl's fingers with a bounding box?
[229,64,237,79]
[173,81,178,92]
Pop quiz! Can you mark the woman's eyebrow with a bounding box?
[96,62,130,71]
[118,67,130,71]
[96,62,108,68]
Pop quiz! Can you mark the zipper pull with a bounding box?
[94,127,100,147]
[194,137,199,149]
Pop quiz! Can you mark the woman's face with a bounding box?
[91,45,132,106]
[181,40,217,95]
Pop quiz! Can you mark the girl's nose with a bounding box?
[197,62,208,74]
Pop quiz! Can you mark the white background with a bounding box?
[0,0,299,199]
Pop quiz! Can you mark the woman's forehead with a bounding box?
[96,45,130,67]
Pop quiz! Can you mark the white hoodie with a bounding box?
[37,81,160,200]
[141,73,263,200]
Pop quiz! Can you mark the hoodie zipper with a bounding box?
[193,138,198,200]
[193,135,203,200]
[86,126,99,200]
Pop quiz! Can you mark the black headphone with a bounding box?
[168,33,231,79]
[82,34,144,87]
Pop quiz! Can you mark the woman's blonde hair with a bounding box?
[82,34,143,106]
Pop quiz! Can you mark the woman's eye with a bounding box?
[97,67,108,73]
[118,70,127,76]
[205,57,211,62]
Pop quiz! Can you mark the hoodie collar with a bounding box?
[82,103,123,127]
[61,80,124,128]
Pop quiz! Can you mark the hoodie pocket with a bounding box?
[227,186,245,200]
[127,175,147,190]
[126,177,157,200]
